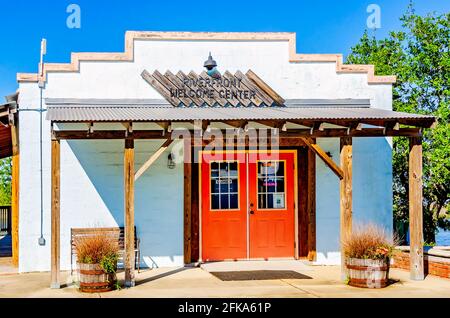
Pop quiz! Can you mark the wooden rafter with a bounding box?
[135,139,173,181]
[301,137,344,179]
[234,71,272,106]
[156,121,170,135]
[51,127,423,140]
[222,120,247,129]
[246,70,285,105]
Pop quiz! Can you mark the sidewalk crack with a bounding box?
[280,279,321,298]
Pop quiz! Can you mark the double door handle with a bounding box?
[249,203,255,215]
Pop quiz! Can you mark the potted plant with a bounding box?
[342,223,398,288]
[74,232,120,293]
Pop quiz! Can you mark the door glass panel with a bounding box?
[210,161,239,210]
[211,194,220,210]
[257,161,286,209]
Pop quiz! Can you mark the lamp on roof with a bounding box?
[203,52,217,70]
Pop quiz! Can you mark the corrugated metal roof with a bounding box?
[45,98,372,108]
[45,104,435,127]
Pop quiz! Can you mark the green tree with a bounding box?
[0,157,11,205]
[346,4,450,243]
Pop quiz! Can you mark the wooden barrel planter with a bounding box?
[346,258,389,288]
[78,263,116,293]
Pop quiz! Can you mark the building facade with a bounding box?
[10,32,433,286]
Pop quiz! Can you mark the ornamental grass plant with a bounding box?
[74,232,119,273]
[342,223,399,260]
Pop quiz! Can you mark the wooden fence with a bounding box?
[0,206,11,234]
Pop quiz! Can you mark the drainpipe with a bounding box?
[38,39,46,246]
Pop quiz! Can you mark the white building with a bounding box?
[1,31,433,287]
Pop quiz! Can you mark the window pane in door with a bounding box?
[257,161,286,210]
[210,161,239,211]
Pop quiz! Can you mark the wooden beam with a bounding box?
[283,128,422,138]
[124,138,135,287]
[307,146,316,261]
[253,120,279,128]
[223,71,251,106]
[162,71,193,107]
[189,71,221,106]
[135,139,173,181]
[409,137,424,280]
[11,122,19,267]
[194,137,306,147]
[202,120,210,132]
[122,122,133,137]
[308,122,325,134]
[221,120,247,129]
[51,127,423,140]
[156,121,171,136]
[346,122,363,135]
[183,139,192,264]
[175,71,204,106]
[234,70,271,106]
[50,139,60,289]
[340,137,352,280]
[246,70,285,105]
[164,71,194,107]
[301,137,344,179]
[198,71,229,106]
[190,147,200,262]
[141,70,182,106]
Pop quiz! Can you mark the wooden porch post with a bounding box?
[124,138,135,287]
[183,139,192,264]
[50,138,61,289]
[11,123,19,267]
[409,137,424,280]
[340,137,352,279]
[307,146,316,261]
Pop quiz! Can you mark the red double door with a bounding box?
[201,151,296,261]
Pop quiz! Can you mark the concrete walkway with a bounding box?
[200,260,313,272]
[0,264,449,298]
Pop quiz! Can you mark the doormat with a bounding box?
[209,270,312,281]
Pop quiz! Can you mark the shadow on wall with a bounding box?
[315,137,392,264]
[66,139,184,268]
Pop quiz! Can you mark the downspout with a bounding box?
[38,39,46,246]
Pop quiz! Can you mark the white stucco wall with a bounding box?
[314,138,393,265]
[18,104,184,272]
[17,36,393,271]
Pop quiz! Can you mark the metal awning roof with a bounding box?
[46,100,436,128]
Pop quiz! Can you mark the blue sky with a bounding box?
[1,0,449,98]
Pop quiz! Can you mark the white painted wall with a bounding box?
[314,138,393,265]
[18,106,184,272]
[17,37,393,271]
